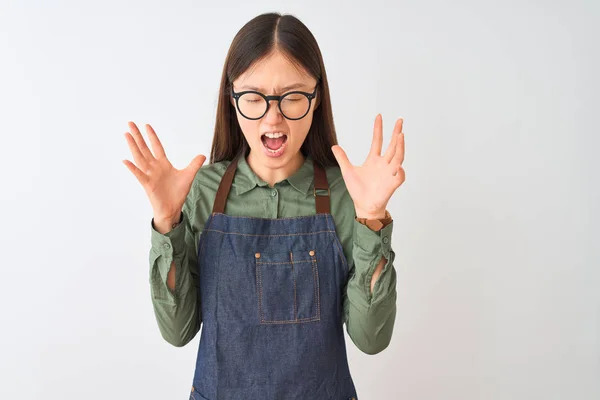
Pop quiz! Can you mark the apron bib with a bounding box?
[189,156,358,400]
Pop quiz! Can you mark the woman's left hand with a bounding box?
[331,114,405,219]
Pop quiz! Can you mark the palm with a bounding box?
[332,114,405,218]
[122,121,206,221]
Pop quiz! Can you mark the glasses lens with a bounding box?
[280,93,310,119]
[237,92,311,119]
[238,93,268,119]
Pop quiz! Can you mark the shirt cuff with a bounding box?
[150,212,186,257]
[149,212,188,298]
[353,218,393,261]
[352,218,394,300]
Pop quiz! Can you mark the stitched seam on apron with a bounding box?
[256,253,321,325]
[199,214,216,261]
[256,259,264,322]
[325,214,350,276]
[291,252,297,321]
[312,253,321,320]
[211,213,327,221]
[256,260,311,265]
[203,229,335,237]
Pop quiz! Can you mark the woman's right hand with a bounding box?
[122,121,206,225]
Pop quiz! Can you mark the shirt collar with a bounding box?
[234,154,315,196]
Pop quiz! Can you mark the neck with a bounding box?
[246,151,305,187]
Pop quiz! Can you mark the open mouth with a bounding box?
[261,132,288,154]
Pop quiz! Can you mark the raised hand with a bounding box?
[331,114,405,219]
[122,121,206,224]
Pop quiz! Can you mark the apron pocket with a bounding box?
[255,249,321,324]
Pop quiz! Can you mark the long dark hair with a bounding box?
[209,12,339,169]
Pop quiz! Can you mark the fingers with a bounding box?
[128,121,155,161]
[186,154,207,175]
[124,131,150,171]
[386,118,405,183]
[383,129,398,163]
[331,145,352,174]
[145,124,166,159]
[395,118,404,135]
[393,129,405,166]
[122,159,149,186]
[383,118,404,163]
[368,114,383,158]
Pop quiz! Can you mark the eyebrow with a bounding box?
[238,83,308,92]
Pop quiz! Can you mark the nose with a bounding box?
[263,99,283,123]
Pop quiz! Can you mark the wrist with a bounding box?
[355,208,392,231]
[355,208,387,220]
[153,212,182,234]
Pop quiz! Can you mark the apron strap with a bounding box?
[212,156,239,214]
[312,161,330,214]
[212,154,330,214]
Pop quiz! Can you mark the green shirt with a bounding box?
[149,154,397,354]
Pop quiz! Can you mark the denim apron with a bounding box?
[189,155,358,400]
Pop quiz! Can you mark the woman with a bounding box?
[123,12,405,400]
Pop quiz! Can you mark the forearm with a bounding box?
[355,207,390,294]
[150,263,199,347]
[149,212,201,347]
[154,214,182,292]
[344,219,397,354]
[370,256,386,293]
[345,251,397,354]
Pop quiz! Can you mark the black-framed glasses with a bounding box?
[231,85,318,120]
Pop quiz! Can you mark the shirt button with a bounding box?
[382,237,389,244]
[163,243,171,249]
[271,190,277,197]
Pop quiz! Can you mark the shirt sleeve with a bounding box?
[148,190,202,347]
[343,218,397,355]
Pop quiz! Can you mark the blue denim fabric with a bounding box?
[189,212,358,400]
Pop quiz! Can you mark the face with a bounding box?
[231,51,318,168]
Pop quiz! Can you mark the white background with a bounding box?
[1,0,598,399]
